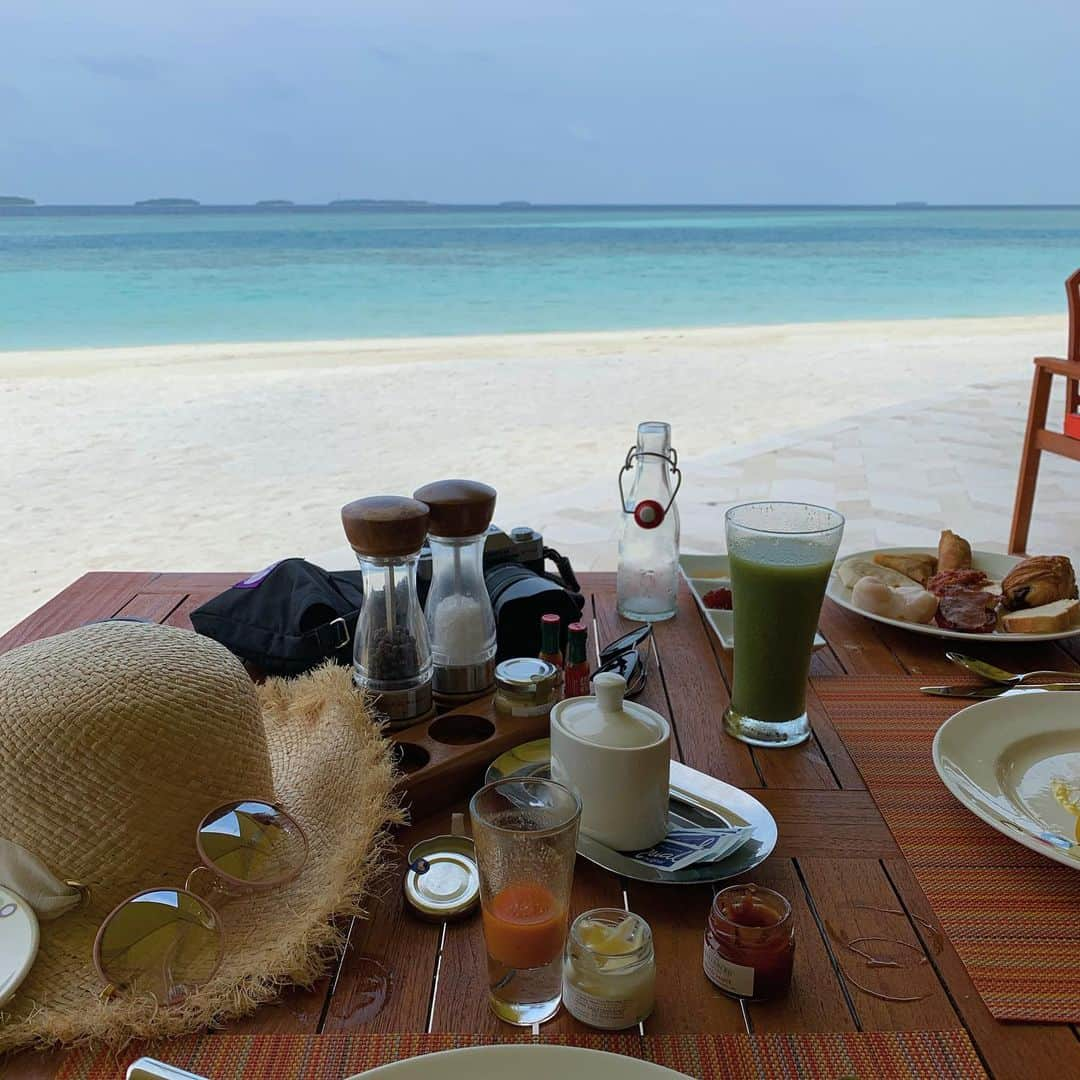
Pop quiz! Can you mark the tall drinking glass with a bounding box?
[470,778,581,1025]
[724,502,844,748]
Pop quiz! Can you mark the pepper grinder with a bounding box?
[412,479,498,705]
[341,496,435,728]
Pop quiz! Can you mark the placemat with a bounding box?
[815,675,1080,1023]
[53,1030,986,1079]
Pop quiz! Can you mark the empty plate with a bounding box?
[933,690,1080,869]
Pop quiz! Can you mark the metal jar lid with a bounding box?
[403,816,480,920]
[494,657,559,697]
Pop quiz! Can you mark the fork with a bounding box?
[946,652,1080,686]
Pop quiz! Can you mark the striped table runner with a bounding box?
[816,675,1080,1023]
[55,1030,985,1079]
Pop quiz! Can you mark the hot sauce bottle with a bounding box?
[563,622,590,698]
[539,613,564,669]
[703,884,794,1000]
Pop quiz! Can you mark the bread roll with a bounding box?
[837,557,919,589]
[852,578,939,624]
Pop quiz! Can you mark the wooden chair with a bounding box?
[1008,268,1080,554]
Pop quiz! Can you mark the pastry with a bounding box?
[836,557,919,590]
[937,530,972,573]
[1000,555,1078,611]
[851,578,939,624]
[872,552,938,586]
[1001,598,1080,634]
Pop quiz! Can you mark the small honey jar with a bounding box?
[703,884,794,1000]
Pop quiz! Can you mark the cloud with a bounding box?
[76,54,159,81]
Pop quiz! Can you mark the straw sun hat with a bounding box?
[0,620,402,1052]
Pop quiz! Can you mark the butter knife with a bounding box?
[921,683,1080,698]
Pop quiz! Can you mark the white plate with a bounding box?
[932,690,1080,870]
[679,554,827,651]
[827,547,1080,643]
[0,885,39,1007]
[351,1044,690,1079]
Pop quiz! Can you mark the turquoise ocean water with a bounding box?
[1,205,1078,351]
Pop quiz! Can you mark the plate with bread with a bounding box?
[827,530,1080,642]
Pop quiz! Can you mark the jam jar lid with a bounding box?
[403,826,480,921]
[494,657,559,697]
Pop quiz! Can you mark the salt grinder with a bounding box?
[341,496,434,728]
[413,479,498,705]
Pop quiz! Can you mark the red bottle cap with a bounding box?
[633,499,665,529]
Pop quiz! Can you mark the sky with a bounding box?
[1,1,1078,205]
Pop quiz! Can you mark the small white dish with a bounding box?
[932,690,1080,870]
[679,554,827,651]
[828,547,1080,643]
[0,884,39,1007]
[352,1044,690,1079]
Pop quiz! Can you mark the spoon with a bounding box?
[945,652,1080,686]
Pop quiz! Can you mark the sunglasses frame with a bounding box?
[92,798,307,1001]
[592,623,653,698]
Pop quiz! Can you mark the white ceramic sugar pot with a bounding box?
[550,671,670,851]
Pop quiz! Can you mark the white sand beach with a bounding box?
[2,314,1075,633]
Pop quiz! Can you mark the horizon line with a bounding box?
[4,200,1080,210]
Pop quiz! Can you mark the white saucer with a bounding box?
[0,884,39,1006]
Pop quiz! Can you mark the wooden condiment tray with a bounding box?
[390,695,550,819]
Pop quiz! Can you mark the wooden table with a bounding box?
[3,571,1080,1080]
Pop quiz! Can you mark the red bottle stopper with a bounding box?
[633,499,665,529]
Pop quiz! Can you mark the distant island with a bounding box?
[0,195,35,206]
[328,198,430,208]
[135,197,201,207]
[498,201,532,209]
[895,201,929,208]
[255,199,295,207]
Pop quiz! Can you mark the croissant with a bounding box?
[1001,555,1078,611]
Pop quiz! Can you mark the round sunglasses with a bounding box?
[92,800,307,1004]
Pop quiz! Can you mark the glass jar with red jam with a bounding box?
[703,884,794,1000]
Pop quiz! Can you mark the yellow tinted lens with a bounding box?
[197,800,307,887]
[96,889,222,1002]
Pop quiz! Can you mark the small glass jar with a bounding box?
[703,884,794,1000]
[493,658,560,718]
[563,909,655,1030]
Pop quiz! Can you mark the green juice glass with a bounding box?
[724,502,844,748]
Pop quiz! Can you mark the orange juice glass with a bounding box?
[470,778,581,1025]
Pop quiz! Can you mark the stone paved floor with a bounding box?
[512,374,1080,572]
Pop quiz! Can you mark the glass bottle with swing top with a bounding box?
[616,421,681,622]
[341,495,434,728]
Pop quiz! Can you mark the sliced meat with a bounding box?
[927,569,989,596]
[935,588,997,633]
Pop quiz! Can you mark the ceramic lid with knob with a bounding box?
[554,672,667,749]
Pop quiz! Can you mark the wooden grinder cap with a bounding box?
[413,479,497,539]
[341,496,431,558]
